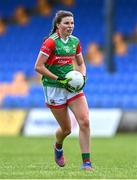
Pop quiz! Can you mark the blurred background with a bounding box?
[0,0,137,136]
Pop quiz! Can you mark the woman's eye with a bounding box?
[64,22,74,25]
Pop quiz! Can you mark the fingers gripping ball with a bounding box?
[57,77,72,86]
[65,71,85,92]
[57,77,75,93]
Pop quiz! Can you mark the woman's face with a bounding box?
[57,16,74,37]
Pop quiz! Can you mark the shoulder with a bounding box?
[42,37,55,47]
[42,32,60,46]
[42,32,59,43]
[49,32,59,41]
[70,35,79,41]
[69,35,80,44]
[41,37,56,53]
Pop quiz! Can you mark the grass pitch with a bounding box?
[0,133,137,179]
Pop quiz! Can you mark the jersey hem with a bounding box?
[42,83,64,88]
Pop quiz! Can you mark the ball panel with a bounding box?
[65,70,84,90]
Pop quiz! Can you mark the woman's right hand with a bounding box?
[57,77,71,86]
[57,77,76,92]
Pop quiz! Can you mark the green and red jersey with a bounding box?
[40,31,82,87]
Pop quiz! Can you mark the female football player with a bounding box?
[34,10,92,170]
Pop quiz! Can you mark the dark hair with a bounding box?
[49,10,73,36]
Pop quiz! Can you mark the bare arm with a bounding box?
[34,53,58,80]
[75,53,86,76]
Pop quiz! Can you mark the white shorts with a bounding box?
[43,86,84,108]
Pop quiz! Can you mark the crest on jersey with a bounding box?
[72,45,76,50]
[64,46,70,53]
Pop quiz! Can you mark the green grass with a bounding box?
[0,133,137,179]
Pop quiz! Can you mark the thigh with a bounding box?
[50,106,71,131]
[68,95,89,125]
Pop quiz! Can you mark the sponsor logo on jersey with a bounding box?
[58,59,71,64]
[55,55,75,60]
[54,55,74,65]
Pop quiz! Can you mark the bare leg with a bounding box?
[50,106,71,144]
[51,106,71,167]
[68,96,90,153]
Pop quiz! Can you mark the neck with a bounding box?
[58,30,68,40]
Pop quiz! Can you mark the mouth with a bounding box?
[67,29,73,33]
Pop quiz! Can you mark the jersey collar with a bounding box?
[56,30,70,44]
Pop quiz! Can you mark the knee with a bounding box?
[63,129,71,136]
[79,117,90,130]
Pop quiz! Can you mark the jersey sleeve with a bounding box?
[40,38,55,57]
[76,40,82,56]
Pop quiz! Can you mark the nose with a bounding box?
[69,23,74,28]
